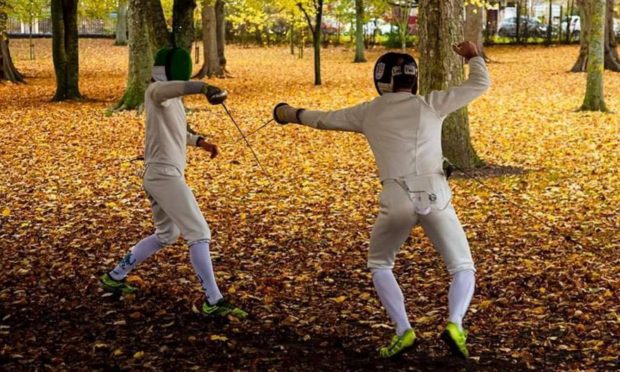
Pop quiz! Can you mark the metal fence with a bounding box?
[8,16,117,37]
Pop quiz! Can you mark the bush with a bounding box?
[382,31,417,49]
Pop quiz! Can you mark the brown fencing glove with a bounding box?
[273,103,305,125]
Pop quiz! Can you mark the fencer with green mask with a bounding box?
[100,47,246,319]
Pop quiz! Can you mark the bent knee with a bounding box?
[447,262,476,275]
[367,250,396,271]
[186,226,212,247]
[156,226,181,246]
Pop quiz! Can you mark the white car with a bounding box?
[560,15,580,39]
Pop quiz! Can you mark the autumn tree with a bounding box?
[388,0,415,52]
[51,0,81,100]
[353,0,365,62]
[464,0,488,61]
[418,0,481,168]
[298,0,324,85]
[115,0,128,45]
[572,0,620,72]
[580,0,608,111]
[172,0,196,49]
[116,0,196,110]
[0,0,24,83]
[603,0,620,70]
[194,0,225,78]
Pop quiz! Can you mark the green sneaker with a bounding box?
[99,273,137,294]
[441,322,469,359]
[379,328,416,358]
[201,298,248,319]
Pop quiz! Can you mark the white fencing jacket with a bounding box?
[144,81,206,173]
[299,56,491,182]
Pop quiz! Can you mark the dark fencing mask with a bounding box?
[373,52,419,95]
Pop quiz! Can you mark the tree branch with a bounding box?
[297,2,315,34]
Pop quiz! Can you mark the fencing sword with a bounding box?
[220,102,272,180]
[240,118,275,141]
[443,157,582,246]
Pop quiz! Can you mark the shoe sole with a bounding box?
[441,330,467,359]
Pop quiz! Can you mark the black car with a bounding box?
[498,17,547,38]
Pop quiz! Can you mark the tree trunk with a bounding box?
[313,2,323,85]
[290,21,295,55]
[572,0,590,71]
[51,0,81,101]
[172,0,196,50]
[581,0,608,111]
[572,0,619,72]
[603,0,620,70]
[418,0,481,169]
[195,1,222,78]
[353,0,366,62]
[0,1,24,83]
[215,0,228,74]
[464,2,488,61]
[115,0,169,110]
[115,0,128,46]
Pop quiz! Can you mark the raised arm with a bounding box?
[150,81,228,105]
[273,102,368,133]
[421,42,491,119]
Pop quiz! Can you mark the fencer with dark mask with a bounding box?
[273,41,490,358]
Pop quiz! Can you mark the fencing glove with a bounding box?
[273,103,305,124]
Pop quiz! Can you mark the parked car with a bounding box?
[560,15,581,40]
[498,17,547,38]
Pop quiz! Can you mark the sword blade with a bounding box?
[221,103,272,180]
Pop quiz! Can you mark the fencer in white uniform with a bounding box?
[273,42,490,358]
[100,47,246,319]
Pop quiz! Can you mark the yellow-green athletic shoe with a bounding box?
[379,328,416,358]
[99,273,137,294]
[201,298,248,319]
[441,322,469,359]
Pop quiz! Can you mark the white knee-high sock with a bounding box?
[110,234,164,280]
[448,270,476,330]
[189,242,223,305]
[372,269,412,336]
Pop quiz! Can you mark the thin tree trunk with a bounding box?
[290,20,295,55]
[172,0,196,50]
[0,1,24,83]
[418,0,481,169]
[115,0,128,46]
[603,0,620,70]
[195,1,222,78]
[215,0,228,74]
[51,0,81,101]
[298,1,323,85]
[313,2,323,85]
[464,2,488,61]
[581,0,607,111]
[354,0,366,62]
[572,0,589,71]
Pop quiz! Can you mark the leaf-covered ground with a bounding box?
[1,40,618,370]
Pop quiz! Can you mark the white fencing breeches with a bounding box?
[368,179,475,274]
[143,164,211,246]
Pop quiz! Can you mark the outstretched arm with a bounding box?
[422,42,491,119]
[150,81,228,105]
[273,102,368,133]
